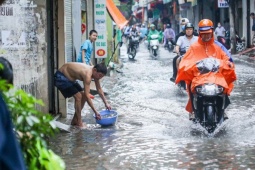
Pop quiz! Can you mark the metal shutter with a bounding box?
[64,0,73,62]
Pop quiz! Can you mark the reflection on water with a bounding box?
[49,47,255,169]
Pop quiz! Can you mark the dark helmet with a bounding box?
[185,23,194,30]
[166,24,171,28]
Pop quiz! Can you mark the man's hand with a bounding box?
[95,112,101,120]
[105,103,112,110]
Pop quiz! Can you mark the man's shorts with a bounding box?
[54,71,83,98]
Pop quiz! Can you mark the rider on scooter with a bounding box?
[170,23,198,82]
[163,24,175,48]
[175,19,236,120]
[127,25,139,53]
[147,24,159,50]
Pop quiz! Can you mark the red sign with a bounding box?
[96,49,106,57]
[81,23,86,34]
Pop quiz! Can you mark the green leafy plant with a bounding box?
[0,80,65,170]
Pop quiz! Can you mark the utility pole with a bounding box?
[247,0,251,47]
[228,0,236,54]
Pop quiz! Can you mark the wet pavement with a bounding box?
[49,42,255,169]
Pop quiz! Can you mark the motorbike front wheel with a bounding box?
[128,47,136,59]
[153,49,157,57]
[205,105,216,133]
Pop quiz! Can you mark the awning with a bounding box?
[106,0,128,29]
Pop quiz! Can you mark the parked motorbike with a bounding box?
[224,31,245,52]
[127,33,140,59]
[149,34,159,59]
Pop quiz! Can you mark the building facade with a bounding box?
[0,0,127,117]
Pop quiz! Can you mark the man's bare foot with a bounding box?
[71,120,86,128]
[71,115,85,128]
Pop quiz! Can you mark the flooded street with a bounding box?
[49,43,255,169]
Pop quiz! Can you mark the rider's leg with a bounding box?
[170,55,179,82]
[163,37,167,47]
[176,56,181,72]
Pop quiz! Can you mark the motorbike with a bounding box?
[149,34,160,59]
[174,47,190,90]
[127,33,140,59]
[164,38,174,52]
[224,31,245,52]
[186,58,235,133]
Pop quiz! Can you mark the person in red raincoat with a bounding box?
[175,19,236,120]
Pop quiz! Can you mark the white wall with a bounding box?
[0,0,48,112]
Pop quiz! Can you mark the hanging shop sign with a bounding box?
[94,0,107,58]
[218,0,229,8]
[163,0,172,4]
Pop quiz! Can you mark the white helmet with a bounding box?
[180,18,189,25]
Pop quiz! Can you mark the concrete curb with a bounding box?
[232,54,255,67]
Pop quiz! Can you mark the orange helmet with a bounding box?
[198,19,214,34]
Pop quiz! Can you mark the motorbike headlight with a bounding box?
[153,46,157,49]
[196,84,224,96]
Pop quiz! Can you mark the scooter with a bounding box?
[127,33,140,59]
[164,38,174,52]
[149,34,159,59]
[224,31,245,52]
[187,58,235,133]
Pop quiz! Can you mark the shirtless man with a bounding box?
[54,62,111,127]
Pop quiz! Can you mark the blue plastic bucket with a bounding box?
[94,110,118,126]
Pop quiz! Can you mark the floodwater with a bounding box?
[49,44,255,169]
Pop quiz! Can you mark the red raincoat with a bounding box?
[176,36,237,113]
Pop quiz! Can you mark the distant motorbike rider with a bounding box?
[139,24,148,41]
[129,24,139,37]
[123,24,131,39]
[147,24,159,49]
[163,24,175,47]
[175,18,198,43]
[175,19,236,120]
[170,23,198,82]
[127,25,139,53]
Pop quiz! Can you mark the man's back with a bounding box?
[59,62,92,82]
[164,28,175,39]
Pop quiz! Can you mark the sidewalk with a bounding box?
[232,53,255,67]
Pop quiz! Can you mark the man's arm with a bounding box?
[89,53,94,66]
[94,79,111,110]
[175,37,182,54]
[83,78,100,118]
[82,49,86,64]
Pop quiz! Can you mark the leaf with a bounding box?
[17,116,24,124]
[26,116,34,126]
[30,115,40,124]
